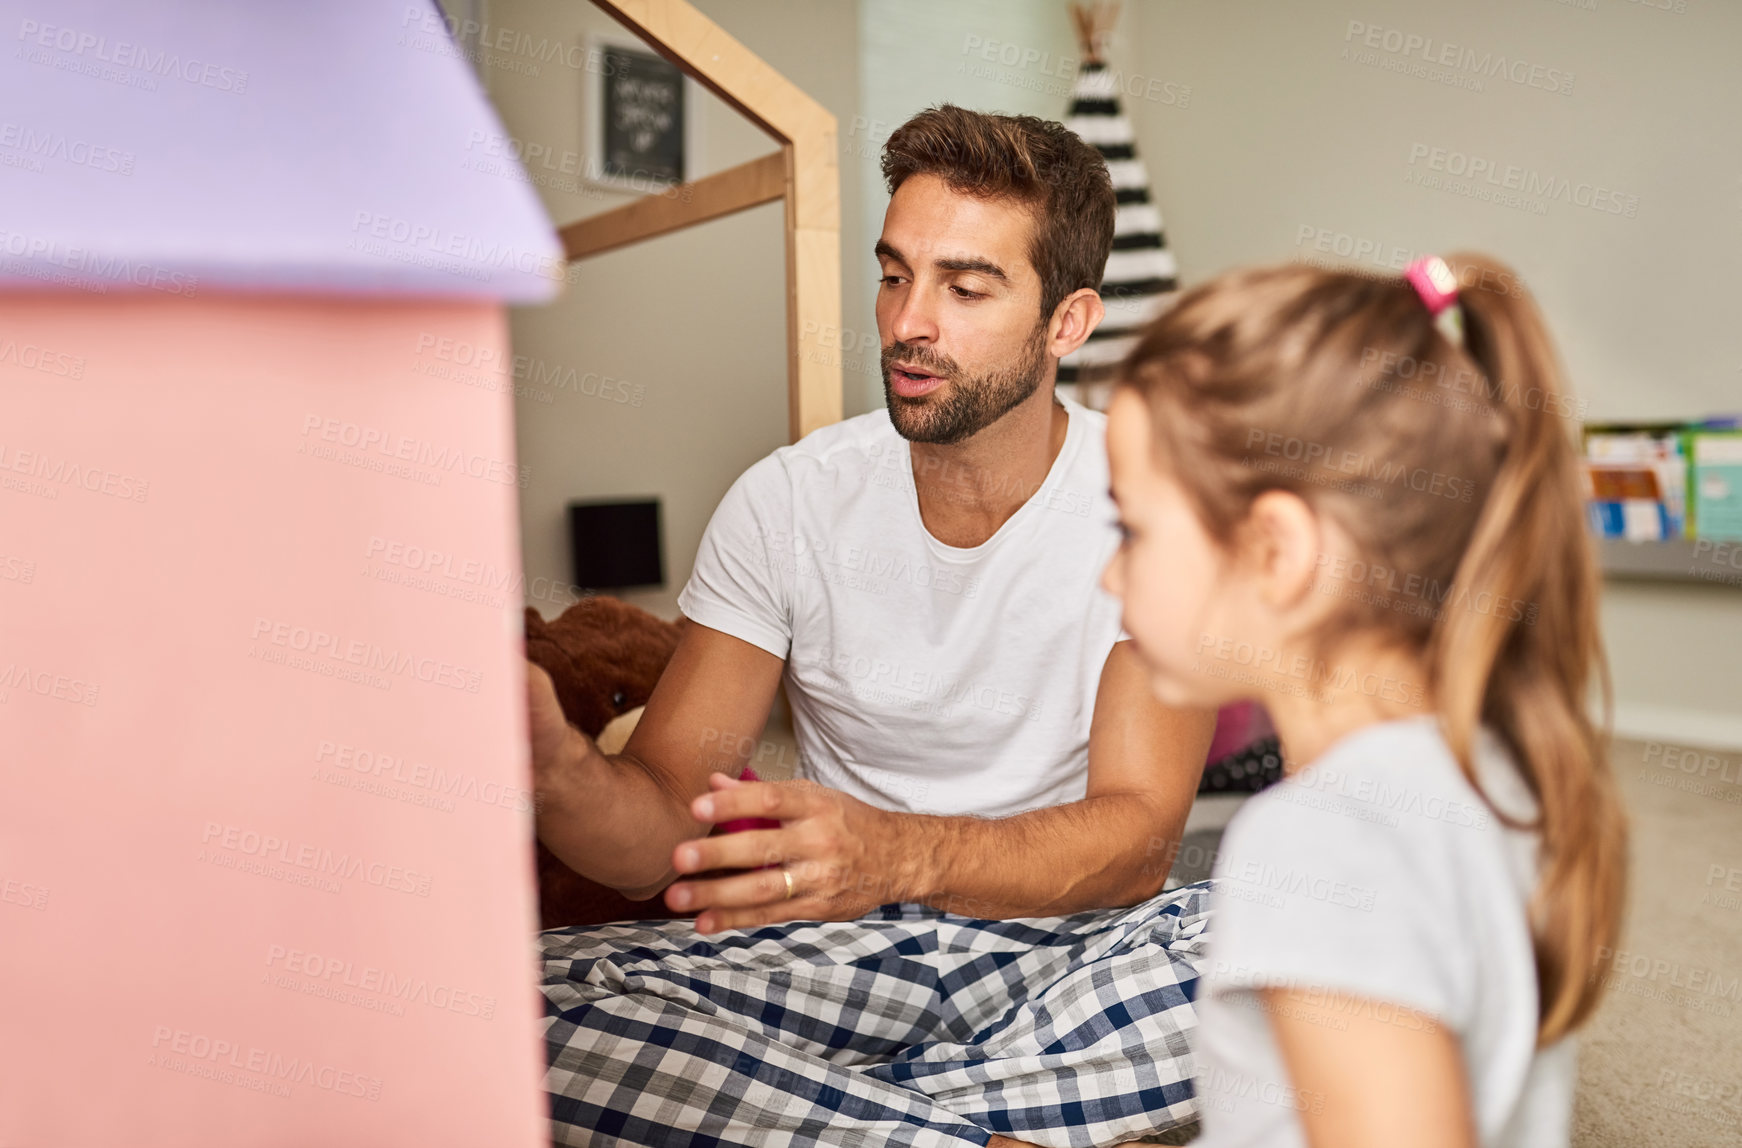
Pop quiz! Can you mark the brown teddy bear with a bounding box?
[525,595,689,931]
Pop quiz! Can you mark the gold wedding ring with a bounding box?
[781,866,796,900]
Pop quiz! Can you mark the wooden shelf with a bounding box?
[1598,538,1742,587]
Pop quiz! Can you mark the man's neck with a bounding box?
[908,385,1069,549]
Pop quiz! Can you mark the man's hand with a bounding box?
[523,625,787,895]
[526,661,589,803]
[663,772,911,933]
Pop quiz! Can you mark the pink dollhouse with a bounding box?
[1,2,561,1143]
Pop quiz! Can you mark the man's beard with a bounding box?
[880,323,1050,446]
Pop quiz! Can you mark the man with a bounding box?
[531,105,1216,1148]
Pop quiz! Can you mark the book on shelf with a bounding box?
[1581,420,1742,545]
[1690,429,1742,543]
[1583,425,1686,541]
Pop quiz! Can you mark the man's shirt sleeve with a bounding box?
[675,454,794,660]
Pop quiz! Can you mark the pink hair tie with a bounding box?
[1404,255,1465,347]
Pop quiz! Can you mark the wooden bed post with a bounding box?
[563,0,843,442]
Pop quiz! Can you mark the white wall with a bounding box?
[1113,0,1736,421]
[1098,0,1740,747]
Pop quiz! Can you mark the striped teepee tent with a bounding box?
[1058,1,1178,410]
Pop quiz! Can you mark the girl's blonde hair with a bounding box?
[1117,254,1626,1044]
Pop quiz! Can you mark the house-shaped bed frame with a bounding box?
[572,0,843,441]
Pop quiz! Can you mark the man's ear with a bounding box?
[1047,287,1107,360]
[1244,490,1323,609]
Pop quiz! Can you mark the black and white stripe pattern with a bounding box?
[1060,62,1178,403]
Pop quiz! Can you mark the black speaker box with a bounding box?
[568,498,663,589]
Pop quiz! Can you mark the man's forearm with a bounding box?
[878,793,1190,919]
[535,731,702,895]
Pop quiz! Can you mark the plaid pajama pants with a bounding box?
[540,882,1213,1147]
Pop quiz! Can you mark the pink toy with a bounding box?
[718,767,784,835]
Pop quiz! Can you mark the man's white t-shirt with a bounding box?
[1193,716,1577,1148]
[676,395,1125,818]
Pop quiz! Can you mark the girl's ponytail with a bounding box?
[1433,256,1626,1044]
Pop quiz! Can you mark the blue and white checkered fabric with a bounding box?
[541,882,1213,1147]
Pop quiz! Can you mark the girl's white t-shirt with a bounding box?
[676,395,1126,818]
[1193,716,1577,1148]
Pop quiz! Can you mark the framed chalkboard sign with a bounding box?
[584,32,704,194]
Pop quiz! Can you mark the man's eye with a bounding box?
[950,286,982,300]
[1114,519,1135,543]
[880,275,906,287]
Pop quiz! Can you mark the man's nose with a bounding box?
[887,290,938,346]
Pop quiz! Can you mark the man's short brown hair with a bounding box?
[880,104,1115,320]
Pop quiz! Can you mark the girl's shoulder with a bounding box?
[1267,715,1536,837]
[1207,716,1544,1026]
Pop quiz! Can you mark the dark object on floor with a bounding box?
[1198,735,1285,795]
[1166,827,1226,887]
[1199,700,1282,794]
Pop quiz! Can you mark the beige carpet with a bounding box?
[1571,737,1742,1147]
[755,713,1742,1144]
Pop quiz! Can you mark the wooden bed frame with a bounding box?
[565,0,842,442]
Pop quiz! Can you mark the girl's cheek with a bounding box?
[1101,546,1126,599]
[1128,543,1182,653]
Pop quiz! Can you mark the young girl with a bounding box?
[1100,254,1627,1147]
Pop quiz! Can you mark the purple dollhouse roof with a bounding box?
[0,0,564,301]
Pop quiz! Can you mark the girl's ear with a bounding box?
[1244,490,1321,608]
